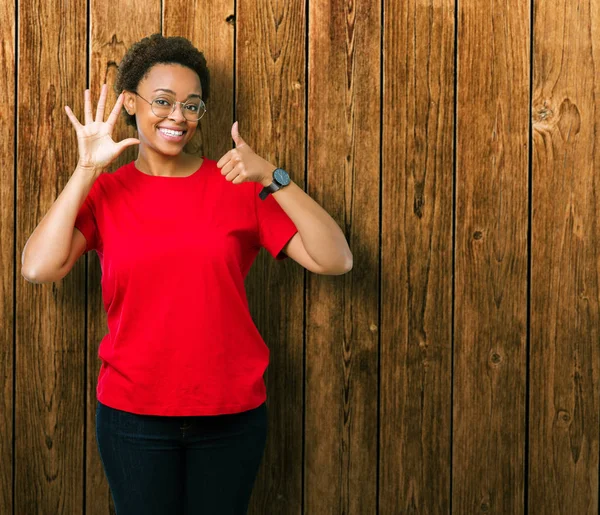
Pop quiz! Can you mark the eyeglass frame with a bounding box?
[132,91,207,121]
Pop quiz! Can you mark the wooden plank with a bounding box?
[16,0,87,512]
[0,0,15,512]
[529,0,600,511]
[162,0,231,157]
[380,0,455,512]
[453,0,529,513]
[163,0,233,158]
[86,2,160,513]
[233,1,305,512]
[305,0,380,512]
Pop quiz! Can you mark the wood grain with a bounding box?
[16,0,87,512]
[529,0,600,512]
[164,0,233,160]
[0,0,15,512]
[235,1,306,512]
[380,0,455,513]
[86,2,161,513]
[305,0,380,512]
[8,0,600,512]
[453,0,530,513]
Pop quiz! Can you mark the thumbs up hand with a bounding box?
[216,121,275,186]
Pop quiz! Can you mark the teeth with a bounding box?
[159,128,184,136]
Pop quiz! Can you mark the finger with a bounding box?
[216,151,231,169]
[84,89,94,125]
[64,105,82,131]
[219,160,236,176]
[232,172,246,185]
[115,138,141,153]
[105,92,125,130]
[95,84,108,122]
[225,168,241,182]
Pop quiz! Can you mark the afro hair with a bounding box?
[114,33,210,129]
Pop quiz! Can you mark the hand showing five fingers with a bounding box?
[64,84,140,170]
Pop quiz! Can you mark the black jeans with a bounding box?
[95,400,268,515]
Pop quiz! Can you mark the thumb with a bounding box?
[116,138,140,153]
[231,121,246,148]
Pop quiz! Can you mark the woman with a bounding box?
[21,33,352,514]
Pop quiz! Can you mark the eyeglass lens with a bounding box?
[151,97,206,121]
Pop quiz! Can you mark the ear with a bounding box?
[123,91,136,115]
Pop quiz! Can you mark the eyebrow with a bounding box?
[152,88,202,99]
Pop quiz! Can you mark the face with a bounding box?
[124,63,203,156]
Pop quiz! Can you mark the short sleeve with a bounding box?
[254,182,298,260]
[74,178,102,253]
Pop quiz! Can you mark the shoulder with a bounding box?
[94,161,132,182]
[87,161,132,200]
[109,161,134,180]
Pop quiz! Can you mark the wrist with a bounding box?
[75,162,103,178]
[260,176,273,187]
[260,165,278,187]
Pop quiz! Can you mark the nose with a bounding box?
[168,102,186,123]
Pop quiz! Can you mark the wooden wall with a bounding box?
[2,0,599,513]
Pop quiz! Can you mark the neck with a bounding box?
[135,145,192,177]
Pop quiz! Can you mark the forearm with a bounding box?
[260,174,352,270]
[21,164,101,279]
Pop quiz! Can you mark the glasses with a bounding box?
[133,91,207,121]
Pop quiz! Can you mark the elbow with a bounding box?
[21,265,60,284]
[21,258,36,282]
[327,254,353,276]
[21,266,39,283]
[21,244,41,282]
[21,243,65,284]
[342,257,353,274]
[340,254,353,274]
[21,266,43,284]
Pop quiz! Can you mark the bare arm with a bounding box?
[21,85,139,284]
[21,164,101,283]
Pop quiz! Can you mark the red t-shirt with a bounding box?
[74,157,298,416]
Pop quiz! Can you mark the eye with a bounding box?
[184,103,200,112]
[154,98,173,107]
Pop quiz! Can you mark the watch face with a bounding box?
[273,168,291,186]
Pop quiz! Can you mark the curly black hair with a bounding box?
[114,33,210,129]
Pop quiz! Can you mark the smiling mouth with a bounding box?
[158,127,187,136]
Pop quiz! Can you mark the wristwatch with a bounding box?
[259,168,291,200]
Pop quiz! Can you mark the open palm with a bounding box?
[64,84,140,170]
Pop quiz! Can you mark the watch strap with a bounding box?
[259,168,290,200]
